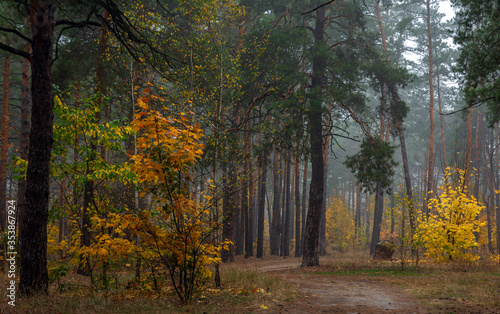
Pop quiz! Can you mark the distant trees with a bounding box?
[1,0,498,302]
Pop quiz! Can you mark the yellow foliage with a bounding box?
[414,168,485,263]
[326,194,355,252]
[129,92,226,303]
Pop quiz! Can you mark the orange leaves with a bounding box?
[131,93,204,192]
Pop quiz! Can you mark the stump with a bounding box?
[373,240,395,260]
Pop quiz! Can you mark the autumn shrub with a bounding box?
[129,91,228,303]
[326,194,355,252]
[414,168,485,263]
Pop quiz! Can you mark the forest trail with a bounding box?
[225,256,425,313]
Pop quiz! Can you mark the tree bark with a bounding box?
[270,148,281,255]
[242,129,250,257]
[464,107,473,193]
[282,151,291,256]
[222,145,237,262]
[370,183,384,256]
[0,52,10,232]
[424,0,436,218]
[484,127,494,253]
[19,1,56,296]
[294,154,301,257]
[17,50,31,256]
[495,123,500,255]
[302,7,325,267]
[436,64,447,170]
[256,149,267,258]
[300,154,308,256]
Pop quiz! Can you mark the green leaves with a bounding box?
[344,136,398,194]
[453,0,500,124]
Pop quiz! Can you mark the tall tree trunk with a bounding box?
[96,9,109,159]
[77,171,93,275]
[424,0,436,218]
[242,129,250,257]
[464,107,473,193]
[398,127,414,238]
[17,50,30,256]
[484,127,494,252]
[473,111,483,200]
[320,105,332,256]
[495,123,500,254]
[222,141,237,262]
[249,133,256,245]
[294,154,301,257]
[436,64,447,170]
[19,1,56,295]
[355,182,361,239]
[0,52,10,232]
[256,149,267,258]
[270,148,281,255]
[302,6,325,267]
[281,151,291,256]
[300,154,308,256]
[370,183,384,256]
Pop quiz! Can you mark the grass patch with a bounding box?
[0,265,296,313]
[315,267,423,277]
[319,250,500,310]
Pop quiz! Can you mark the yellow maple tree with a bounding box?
[414,168,485,263]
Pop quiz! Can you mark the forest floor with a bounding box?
[2,252,499,313]
[221,254,500,313]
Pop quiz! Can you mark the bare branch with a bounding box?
[0,41,30,60]
[302,0,336,15]
[0,26,31,43]
[340,102,372,139]
[55,19,102,28]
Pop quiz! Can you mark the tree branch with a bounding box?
[0,41,30,60]
[340,102,372,139]
[0,26,32,43]
[302,0,336,15]
[55,19,102,28]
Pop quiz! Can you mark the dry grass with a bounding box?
[318,250,500,310]
[0,262,296,313]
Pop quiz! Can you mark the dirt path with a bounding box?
[226,256,425,313]
[272,272,424,313]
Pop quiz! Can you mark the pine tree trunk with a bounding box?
[436,65,447,169]
[0,53,10,232]
[320,105,332,256]
[249,133,256,246]
[398,127,414,238]
[17,50,30,256]
[300,155,308,256]
[370,183,384,256]
[222,145,237,262]
[484,128,494,253]
[270,149,281,255]
[424,0,436,217]
[302,6,325,267]
[473,112,483,200]
[19,1,56,295]
[241,130,250,257]
[495,123,500,255]
[282,151,291,256]
[355,182,361,239]
[294,154,301,257]
[464,108,473,192]
[256,149,267,258]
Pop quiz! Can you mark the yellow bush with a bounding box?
[414,168,485,263]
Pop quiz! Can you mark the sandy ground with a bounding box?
[224,256,499,314]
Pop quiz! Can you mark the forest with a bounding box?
[0,0,499,312]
